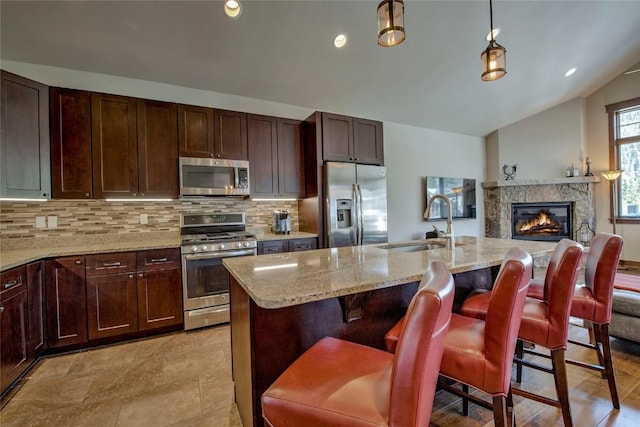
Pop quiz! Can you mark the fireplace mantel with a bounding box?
[482,176,600,189]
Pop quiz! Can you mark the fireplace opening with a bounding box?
[511,202,573,242]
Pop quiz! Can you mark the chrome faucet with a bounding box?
[424,194,455,248]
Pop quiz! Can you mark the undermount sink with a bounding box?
[377,241,450,252]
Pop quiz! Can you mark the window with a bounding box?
[606,97,640,221]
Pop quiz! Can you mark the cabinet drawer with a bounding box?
[258,240,287,255]
[288,238,317,252]
[1,265,27,302]
[136,248,181,271]
[85,252,136,276]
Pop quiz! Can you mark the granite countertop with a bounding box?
[253,231,318,241]
[223,236,556,309]
[0,232,181,272]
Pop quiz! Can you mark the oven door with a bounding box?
[182,249,255,311]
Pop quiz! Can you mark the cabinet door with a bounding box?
[0,286,28,393]
[137,268,183,331]
[0,70,51,199]
[277,118,305,198]
[321,113,353,162]
[26,261,45,359]
[91,93,138,198]
[137,99,178,198]
[248,114,278,198]
[257,240,287,255]
[45,257,88,348]
[86,272,138,340]
[214,109,248,160]
[288,238,318,252]
[50,88,92,198]
[353,118,384,165]
[178,104,215,158]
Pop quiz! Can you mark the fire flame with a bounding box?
[520,212,553,231]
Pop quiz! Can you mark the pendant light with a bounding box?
[377,0,405,47]
[481,0,507,81]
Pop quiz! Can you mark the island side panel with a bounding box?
[230,276,418,427]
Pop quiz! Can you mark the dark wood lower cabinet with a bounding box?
[45,257,88,349]
[137,268,182,330]
[26,261,45,359]
[86,272,139,340]
[1,267,29,394]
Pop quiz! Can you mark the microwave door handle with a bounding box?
[234,167,239,190]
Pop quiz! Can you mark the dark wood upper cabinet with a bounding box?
[92,93,178,199]
[0,70,51,199]
[136,99,178,198]
[321,112,384,165]
[277,118,305,198]
[45,257,87,349]
[214,109,248,160]
[248,114,304,199]
[248,114,278,198]
[91,93,138,198]
[179,104,247,160]
[353,118,384,166]
[50,87,92,199]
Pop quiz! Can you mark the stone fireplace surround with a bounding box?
[482,177,600,242]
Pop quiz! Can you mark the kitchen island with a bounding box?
[223,236,556,427]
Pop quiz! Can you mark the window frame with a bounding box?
[606,96,640,224]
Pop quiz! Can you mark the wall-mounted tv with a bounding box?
[424,177,477,220]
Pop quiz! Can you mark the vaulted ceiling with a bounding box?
[2,1,639,137]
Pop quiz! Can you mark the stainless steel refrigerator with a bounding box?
[325,162,388,247]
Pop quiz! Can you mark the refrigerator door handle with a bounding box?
[357,184,364,245]
[352,184,359,245]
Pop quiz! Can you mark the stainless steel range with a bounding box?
[180,212,256,330]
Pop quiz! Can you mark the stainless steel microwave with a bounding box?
[179,157,250,197]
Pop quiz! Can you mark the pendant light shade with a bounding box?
[481,40,507,81]
[481,0,507,81]
[377,0,405,47]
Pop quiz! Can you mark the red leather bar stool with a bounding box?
[565,233,623,409]
[460,239,584,427]
[385,247,532,427]
[261,261,455,427]
[524,233,623,409]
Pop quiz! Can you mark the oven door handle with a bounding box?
[184,249,256,260]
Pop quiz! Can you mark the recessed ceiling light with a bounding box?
[565,67,577,77]
[334,34,347,48]
[485,27,501,41]
[224,0,242,19]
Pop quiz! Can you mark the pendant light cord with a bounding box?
[489,0,495,41]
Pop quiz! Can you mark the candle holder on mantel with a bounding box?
[584,157,593,176]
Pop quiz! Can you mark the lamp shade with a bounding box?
[481,40,507,81]
[377,0,405,47]
[601,170,623,181]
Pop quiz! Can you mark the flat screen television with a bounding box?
[424,177,477,220]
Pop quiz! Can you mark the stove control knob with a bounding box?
[219,244,225,250]
[235,242,242,248]
[202,245,208,252]
[243,242,250,248]
[191,246,199,253]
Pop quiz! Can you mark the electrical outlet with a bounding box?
[140,213,148,225]
[35,216,46,229]
[47,216,58,229]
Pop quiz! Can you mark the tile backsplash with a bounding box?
[0,199,299,241]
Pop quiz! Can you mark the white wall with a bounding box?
[1,60,486,243]
[384,123,485,242]
[488,97,587,180]
[586,64,640,262]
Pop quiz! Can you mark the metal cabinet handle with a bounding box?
[3,280,17,289]
[150,258,167,263]
[102,261,122,267]
[138,273,144,278]
[75,260,83,265]
[129,274,134,279]
[0,307,4,314]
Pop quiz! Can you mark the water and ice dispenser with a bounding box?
[336,199,352,229]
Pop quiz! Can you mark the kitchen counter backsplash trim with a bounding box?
[0,199,298,240]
